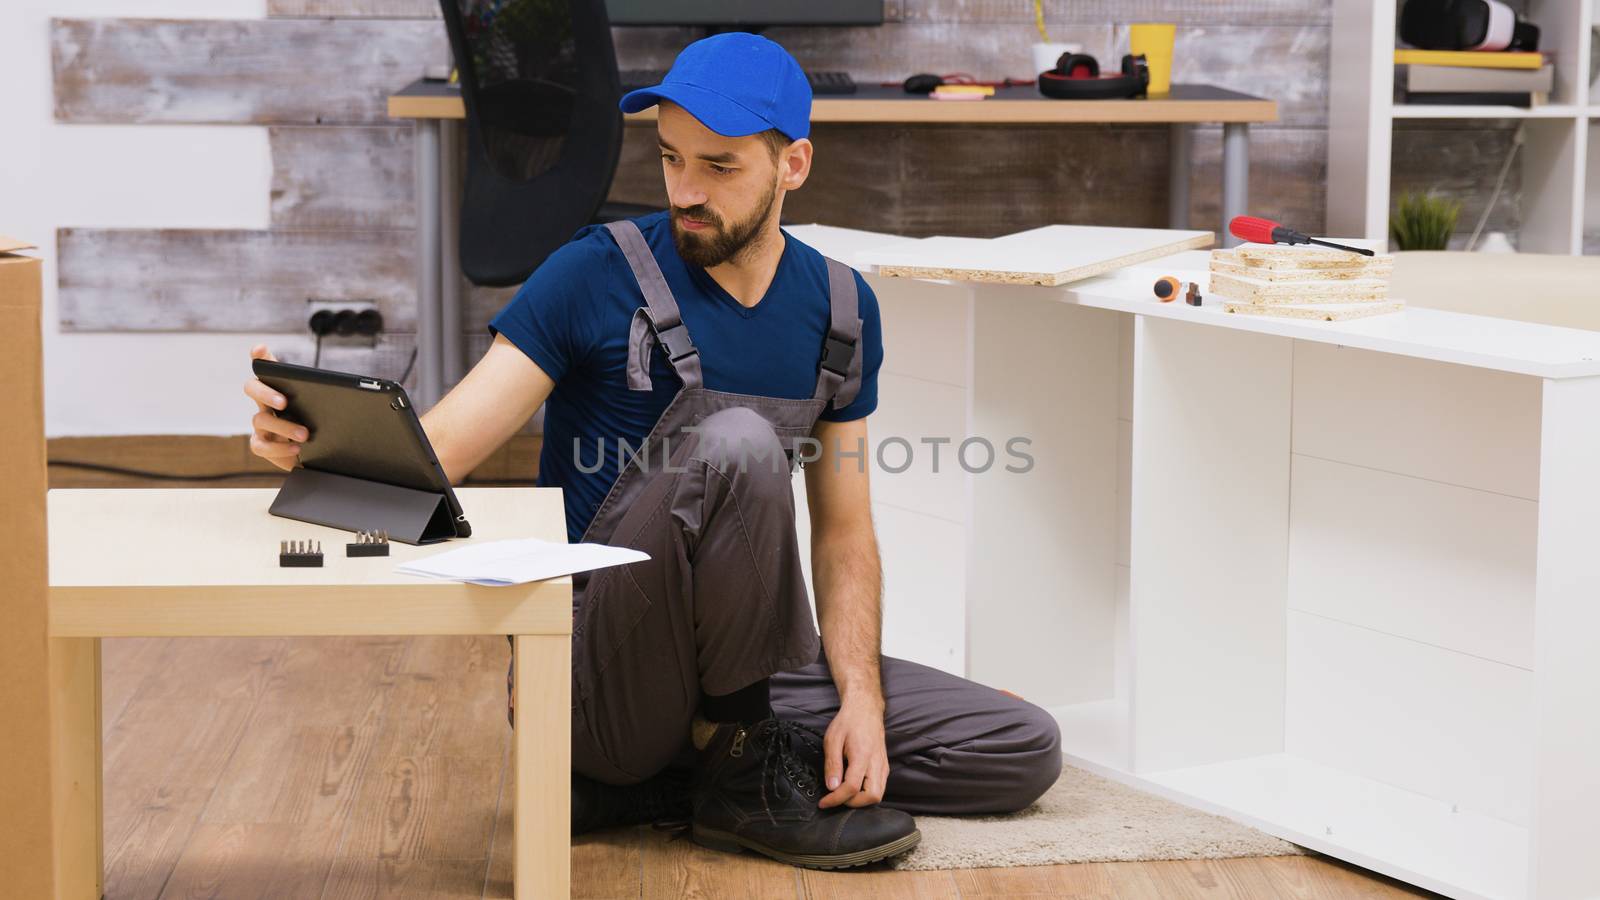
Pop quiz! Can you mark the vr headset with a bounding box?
[1399,0,1540,52]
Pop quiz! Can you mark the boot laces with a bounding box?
[753,718,824,824]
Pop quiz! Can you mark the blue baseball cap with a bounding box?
[619,33,812,141]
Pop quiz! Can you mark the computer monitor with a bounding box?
[606,0,883,27]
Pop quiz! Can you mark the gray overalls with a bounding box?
[515,218,1063,816]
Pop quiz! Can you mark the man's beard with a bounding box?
[670,178,778,269]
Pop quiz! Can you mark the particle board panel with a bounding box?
[57,228,413,333]
[1290,340,1542,500]
[863,225,1214,286]
[269,125,414,230]
[869,372,970,524]
[52,18,446,125]
[1224,300,1406,320]
[789,476,967,678]
[1285,611,1534,828]
[968,288,1120,705]
[1529,375,1600,900]
[873,504,967,677]
[1116,419,1132,568]
[864,275,972,387]
[1146,753,1526,900]
[1288,454,1537,670]
[1129,315,1291,774]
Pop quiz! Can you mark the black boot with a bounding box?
[572,766,693,836]
[690,717,921,869]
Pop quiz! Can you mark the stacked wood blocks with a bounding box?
[1208,243,1404,321]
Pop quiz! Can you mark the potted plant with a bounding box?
[1389,192,1461,251]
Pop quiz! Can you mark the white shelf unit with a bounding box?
[791,222,1600,899]
[1330,0,1595,254]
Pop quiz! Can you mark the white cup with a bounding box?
[1031,42,1084,76]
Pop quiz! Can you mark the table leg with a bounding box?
[1528,375,1600,899]
[1167,124,1191,230]
[49,637,102,900]
[439,119,466,391]
[1221,122,1249,247]
[513,634,570,900]
[414,118,444,411]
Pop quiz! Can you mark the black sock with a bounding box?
[701,678,772,725]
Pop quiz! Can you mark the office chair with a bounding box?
[439,0,659,287]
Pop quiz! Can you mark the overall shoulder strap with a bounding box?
[812,257,864,410]
[605,219,704,391]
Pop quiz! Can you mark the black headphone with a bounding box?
[1037,52,1150,100]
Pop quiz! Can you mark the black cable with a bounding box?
[48,460,280,481]
[398,344,419,385]
[313,332,324,369]
[48,458,533,486]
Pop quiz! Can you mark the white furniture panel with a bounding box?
[1148,754,1526,900]
[1285,611,1534,827]
[874,503,966,676]
[868,372,969,524]
[1291,341,1542,500]
[1529,375,1600,900]
[869,275,972,388]
[788,481,965,676]
[1115,419,1132,569]
[1129,316,1291,774]
[968,285,1119,707]
[1288,454,1538,669]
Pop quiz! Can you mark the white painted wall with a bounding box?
[0,0,281,437]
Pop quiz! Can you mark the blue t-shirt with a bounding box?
[488,211,884,542]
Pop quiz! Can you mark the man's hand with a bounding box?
[817,697,889,809]
[243,344,305,471]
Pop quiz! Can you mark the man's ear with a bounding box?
[780,138,812,191]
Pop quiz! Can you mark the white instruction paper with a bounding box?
[394,538,648,586]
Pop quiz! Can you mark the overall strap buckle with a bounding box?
[654,321,698,364]
[820,333,856,378]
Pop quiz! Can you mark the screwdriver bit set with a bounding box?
[279,528,392,567]
[279,539,324,567]
[346,530,390,557]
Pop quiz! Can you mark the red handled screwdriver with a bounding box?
[1228,216,1375,256]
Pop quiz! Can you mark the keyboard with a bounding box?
[620,69,857,95]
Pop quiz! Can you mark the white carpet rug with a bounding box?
[889,765,1305,871]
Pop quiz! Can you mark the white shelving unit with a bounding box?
[1329,0,1595,254]
[791,219,1600,899]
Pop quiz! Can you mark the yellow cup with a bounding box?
[1129,22,1176,96]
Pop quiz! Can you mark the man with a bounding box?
[244,33,1061,870]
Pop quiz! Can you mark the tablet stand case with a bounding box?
[270,468,458,545]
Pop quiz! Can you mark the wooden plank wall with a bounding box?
[50,2,1518,365]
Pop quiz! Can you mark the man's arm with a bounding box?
[804,415,888,809]
[421,333,556,484]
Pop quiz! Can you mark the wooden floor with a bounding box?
[98,634,1444,900]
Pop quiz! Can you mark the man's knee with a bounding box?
[692,407,790,488]
[994,702,1063,813]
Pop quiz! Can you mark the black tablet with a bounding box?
[252,358,471,541]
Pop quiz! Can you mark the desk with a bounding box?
[387,79,1277,407]
[790,224,1600,900]
[47,487,573,900]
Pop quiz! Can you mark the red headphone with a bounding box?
[1038,53,1150,100]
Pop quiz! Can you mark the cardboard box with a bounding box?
[0,236,55,899]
